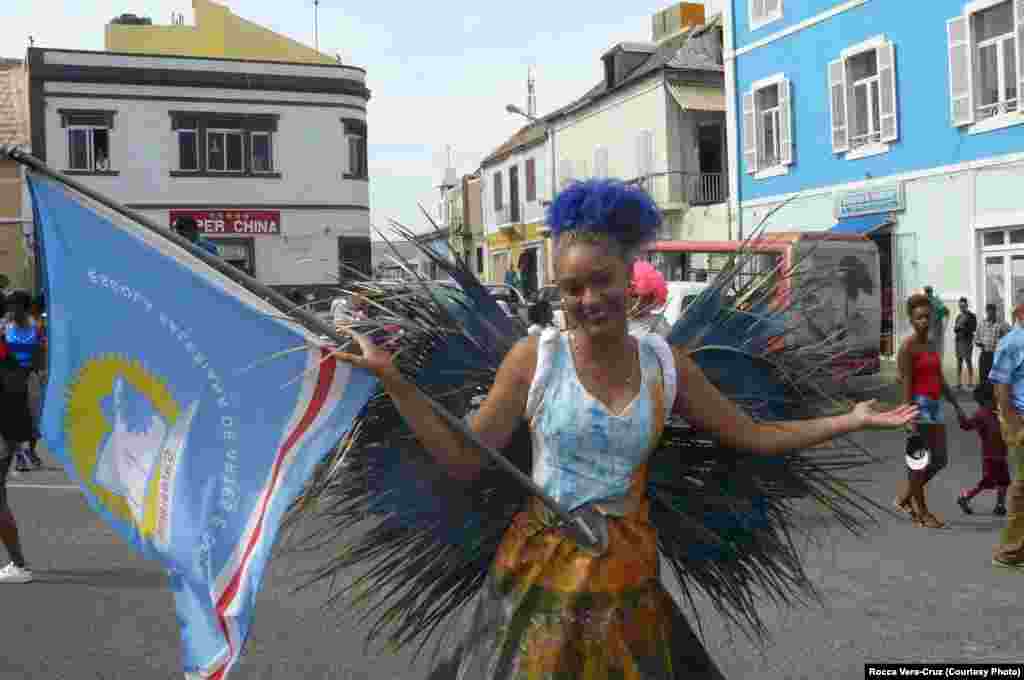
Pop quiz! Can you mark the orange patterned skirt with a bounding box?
[434,495,725,679]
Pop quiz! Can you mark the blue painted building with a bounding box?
[724,0,1024,363]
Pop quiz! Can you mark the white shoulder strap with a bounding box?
[641,334,678,421]
[525,327,561,420]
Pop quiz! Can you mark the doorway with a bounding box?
[871,230,894,356]
[209,237,254,276]
[518,247,538,300]
[695,123,725,205]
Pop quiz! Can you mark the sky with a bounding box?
[1,0,720,237]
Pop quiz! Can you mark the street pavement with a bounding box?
[2,379,1022,679]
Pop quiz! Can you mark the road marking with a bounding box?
[7,483,81,491]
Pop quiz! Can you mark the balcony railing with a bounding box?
[977,98,1019,120]
[627,171,729,207]
[687,172,728,206]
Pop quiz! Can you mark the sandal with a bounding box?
[893,498,916,518]
[919,513,946,529]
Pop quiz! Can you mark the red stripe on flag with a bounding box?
[208,349,337,679]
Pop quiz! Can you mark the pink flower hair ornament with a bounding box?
[631,260,668,305]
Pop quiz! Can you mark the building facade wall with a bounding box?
[553,76,668,201]
[732,0,1024,203]
[481,139,549,289]
[728,0,1024,372]
[31,49,370,289]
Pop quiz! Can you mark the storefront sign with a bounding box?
[169,210,281,235]
[834,183,905,219]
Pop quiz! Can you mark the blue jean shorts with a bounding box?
[912,395,943,425]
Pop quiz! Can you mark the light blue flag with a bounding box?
[28,174,378,679]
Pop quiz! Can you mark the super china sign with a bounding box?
[169,210,281,236]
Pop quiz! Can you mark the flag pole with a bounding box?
[0,144,601,550]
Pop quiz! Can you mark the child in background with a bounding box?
[957,382,1010,516]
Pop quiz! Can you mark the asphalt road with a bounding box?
[2,388,1022,679]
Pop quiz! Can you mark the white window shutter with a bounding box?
[828,58,849,153]
[1016,0,1024,108]
[751,0,765,23]
[593,145,609,178]
[877,41,899,143]
[947,15,974,127]
[558,159,573,188]
[635,129,653,185]
[644,129,654,183]
[742,91,758,174]
[778,78,793,165]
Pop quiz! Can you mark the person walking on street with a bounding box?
[954,297,978,390]
[977,303,1011,385]
[924,285,949,357]
[895,293,964,528]
[957,382,1009,516]
[0,295,34,584]
[986,304,1024,570]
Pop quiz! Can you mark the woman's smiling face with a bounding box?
[556,240,632,338]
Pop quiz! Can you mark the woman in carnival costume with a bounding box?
[289,179,916,679]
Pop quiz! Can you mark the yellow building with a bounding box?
[105,0,336,64]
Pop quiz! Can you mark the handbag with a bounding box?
[905,429,931,471]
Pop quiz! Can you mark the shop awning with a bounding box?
[829,213,894,235]
[667,83,726,112]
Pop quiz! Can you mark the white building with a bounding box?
[479,124,550,293]
[27,47,371,296]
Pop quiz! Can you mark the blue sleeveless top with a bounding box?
[525,328,678,511]
[5,322,40,369]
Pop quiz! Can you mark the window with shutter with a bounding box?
[747,74,792,178]
[832,36,899,159]
[947,0,1024,134]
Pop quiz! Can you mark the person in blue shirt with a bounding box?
[173,216,219,256]
[0,291,40,584]
[987,304,1024,570]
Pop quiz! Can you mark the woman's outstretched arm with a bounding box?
[336,329,537,481]
[672,347,917,456]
